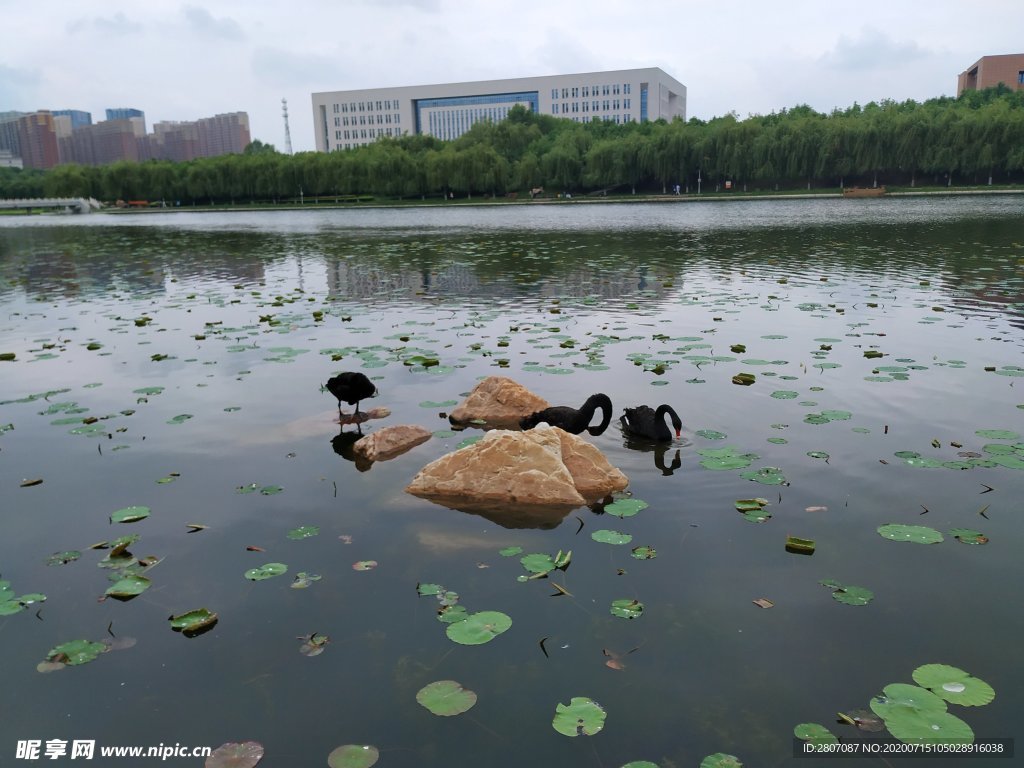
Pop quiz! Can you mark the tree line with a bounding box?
[2,85,1022,204]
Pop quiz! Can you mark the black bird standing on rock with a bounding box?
[619,404,683,442]
[519,393,613,436]
[325,372,378,416]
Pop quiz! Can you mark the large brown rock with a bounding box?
[354,425,432,462]
[406,426,628,512]
[448,376,550,428]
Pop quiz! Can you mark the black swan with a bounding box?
[620,404,682,442]
[326,372,378,415]
[519,393,613,436]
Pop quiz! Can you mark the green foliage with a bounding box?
[7,87,1022,203]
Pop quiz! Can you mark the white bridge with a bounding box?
[0,197,103,214]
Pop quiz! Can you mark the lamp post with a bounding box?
[697,168,702,195]
[299,187,304,205]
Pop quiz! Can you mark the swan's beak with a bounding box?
[675,428,681,438]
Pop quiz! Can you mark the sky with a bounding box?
[2,0,1021,153]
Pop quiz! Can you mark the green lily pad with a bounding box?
[46,638,106,666]
[911,664,995,707]
[498,546,523,557]
[592,530,633,545]
[552,696,607,737]
[793,722,838,745]
[604,499,648,518]
[416,680,478,716]
[105,575,152,599]
[821,581,874,606]
[696,429,727,440]
[133,386,165,396]
[620,763,659,768]
[352,560,378,571]
[610,598,643,619]
[771,391,798,399]
[327,744,379,768]
[46,550,81,566]
[949,528,988,544]
[699,754,743,768]
[520,553,556,574]
[975,429,1019,440]
[167,414,193,425]
[417,583,443,596]
[259,485,284,495]
[206,741,264,768]
[631,545,657,560]
[110,506,151,524]
[437,605,468,624]
[286,525,319,540]
[244,563,288,581]
[419,400,458,408]
[445,610,511,645]
[877,524,943,544]
[740,466,787,485]
[169,608,218,636]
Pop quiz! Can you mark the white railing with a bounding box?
[0,197,102,213]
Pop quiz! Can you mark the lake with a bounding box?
[1,196,1022,767]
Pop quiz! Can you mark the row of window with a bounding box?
[551,99,631,115]
[333,114,402,127]
[332,99,400,114]
[333,127,401,141]
[551,83,631,100]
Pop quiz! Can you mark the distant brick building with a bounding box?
[957,54,1024,96]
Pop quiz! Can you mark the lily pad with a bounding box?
[877,524,943,544]
[770,390,798,399]
[604,499,648,518]
[286,525,319,540]
[631,545,657,559]
[46,550,81,566]
[498,546,523,557]
[291,572,322,589]
[949,528,988,545]
[445,610,511,645]
[975,429,1019,440]
[352,560,378,571]
[552,696,606,737]
[205,741,264,768]
[110,505,151,524]
[610,598,644,619]
[46,638,106,666]
[169,608,218,636]
[911,664,995,707]
[327,744,379,768]
[167,414,193,425]
[793,722,838,745]
[592,530,633,545]
[740,466,787,485]
[244,563,288,581]
[520,553,556,574]
[699,755,742,768]
[416,680,478,716]
[819,580,874,606]
[105,575,152,599]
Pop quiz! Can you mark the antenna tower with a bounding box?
[281,97,293,155]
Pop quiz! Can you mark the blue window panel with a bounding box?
[640,84,648,122]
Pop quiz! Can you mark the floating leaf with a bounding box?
[740,466,787,485]
[552,696,606,737]
[352,560,378,571]
[416,680,478,716]
[416,583,443,596]
[244,563,287,581]
[696,429,727,440]
[326,745,379,768]
[291,572,321,589]
[975,429,1019,440]
[46,638,106,666]
[105,575,152,599]
[205,741,264,768]
[699,754,742,768]
[298,632,330,656]
[911,664,995,707]
[167,414,193,425]
[631,545,657,560]
[610,598,644,619]
[46,550,81,566]
[445,610,511,645]
[169,608,218,636]
[770,390,798,399]
[604,499,648,518]
[793,722,838,745]
[286,525,319,540]
[592,530,633,545]
[498,546,523,557]
[785,536,815,554]
[520,553,556,574]
[877,524,943,544]
[820,580,874,606]
[949,528,988,545]
[110,505,151,524]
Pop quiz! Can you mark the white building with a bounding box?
[311,67,686,152]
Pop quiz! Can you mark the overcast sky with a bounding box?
[2,0,1021,153]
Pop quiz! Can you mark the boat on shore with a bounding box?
[843,186,886,198]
